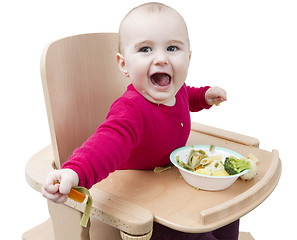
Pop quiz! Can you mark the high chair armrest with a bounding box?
[25,145,55,192]
[25,145,153,236]
[189,122,260,147]
[200,149,281,225]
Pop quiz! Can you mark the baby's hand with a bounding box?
[41,169,79,204]
[205,86,227,106]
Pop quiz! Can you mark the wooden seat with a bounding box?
[23,33,281,240]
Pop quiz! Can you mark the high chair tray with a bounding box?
[95,123,281,233]
[25,123,281,234]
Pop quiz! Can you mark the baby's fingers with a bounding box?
[215,97,226,106]
[214,88,227,102]
[206,87,227,106]
[41,186,68,203]
[41,170,67,203]
[43,170,61,193]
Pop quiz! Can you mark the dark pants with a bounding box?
[151,219,240,240]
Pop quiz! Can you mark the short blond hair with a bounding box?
[118,2,190,53]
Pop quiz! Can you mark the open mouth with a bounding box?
[150,73,171,87]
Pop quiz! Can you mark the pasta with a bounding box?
[200,155,223,165]
[176,147,230,177]
[195,169,211,175]
[212,169,230,176]
[195,159,227,176]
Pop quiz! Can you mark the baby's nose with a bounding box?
[153,52,168,65]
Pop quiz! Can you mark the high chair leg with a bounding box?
[239,232,255,240]
[47,200,90,240]
[22,219,54,240]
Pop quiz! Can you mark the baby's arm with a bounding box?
[205,86,227,106]
[42,169,79,204]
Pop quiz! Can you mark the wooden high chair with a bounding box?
[23,33,281,240]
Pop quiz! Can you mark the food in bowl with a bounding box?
[170,145,257,191]
[176,147,250,177]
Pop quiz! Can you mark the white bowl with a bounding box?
[170,145,249,191]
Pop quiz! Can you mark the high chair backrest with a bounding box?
[41,33,130,168]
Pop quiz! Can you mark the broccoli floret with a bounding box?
[224,156,250,175]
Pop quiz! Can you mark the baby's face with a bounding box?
[117,9,191,106]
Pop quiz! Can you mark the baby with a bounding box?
[42,2,239,239]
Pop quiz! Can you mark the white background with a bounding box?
[1,0,296,239]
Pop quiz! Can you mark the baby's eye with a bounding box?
[139,47,152,53]
[167,46,178,52]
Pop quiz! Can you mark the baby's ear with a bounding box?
[116,53,129,77]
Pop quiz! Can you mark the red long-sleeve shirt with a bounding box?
[62,84,211,189]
